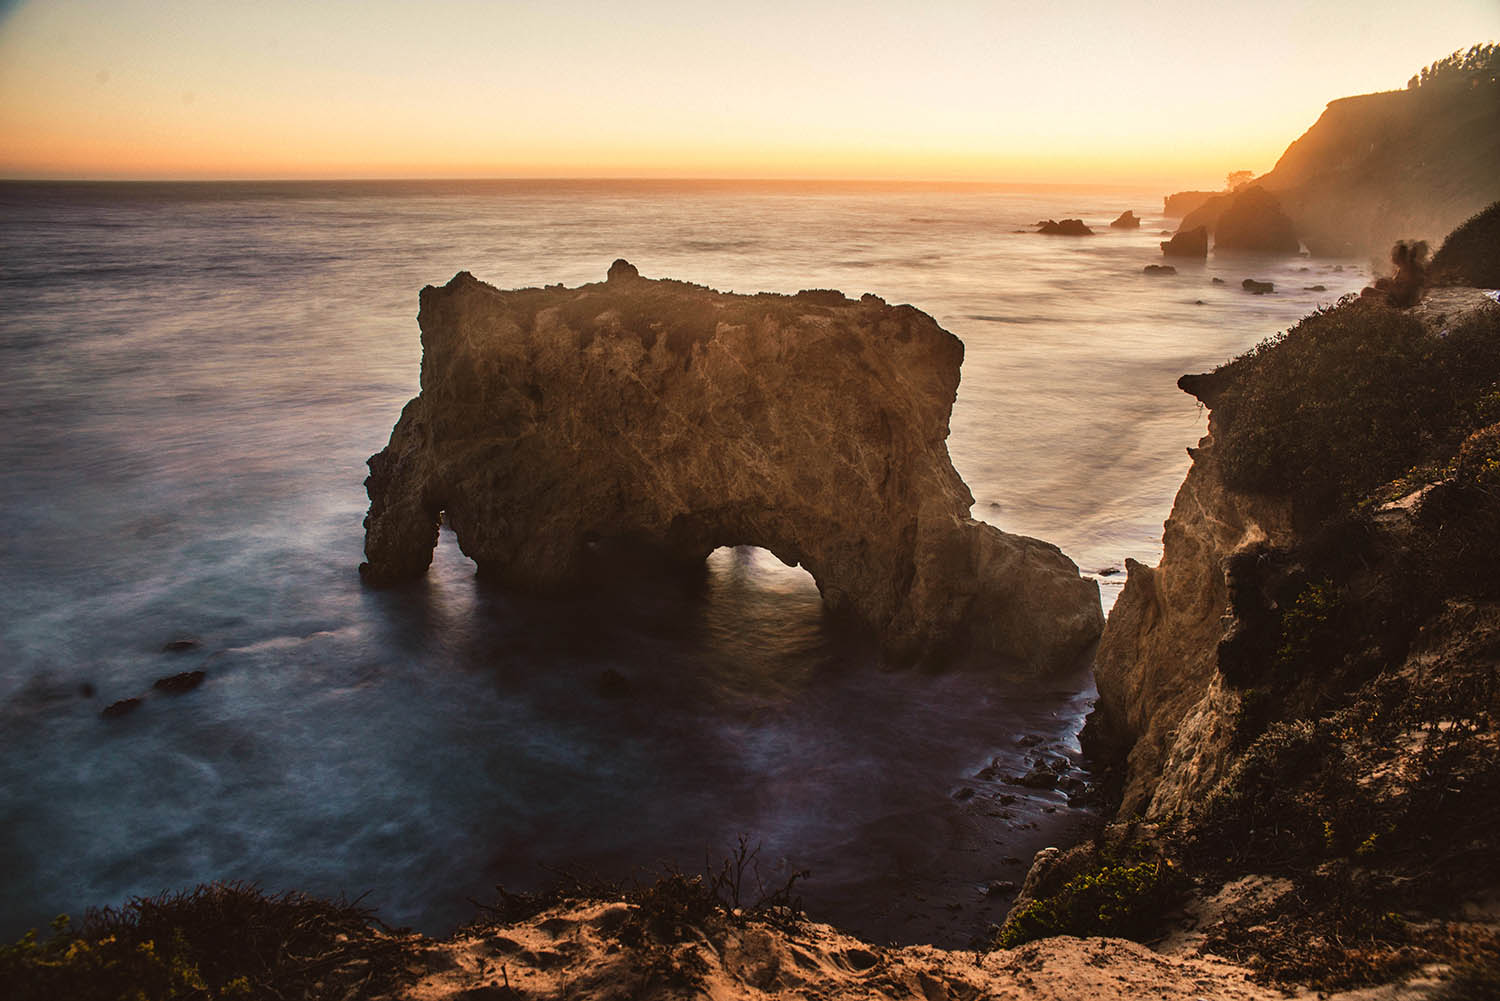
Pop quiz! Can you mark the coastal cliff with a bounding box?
[1070,252,1500,986]
[1258,81,1500,255]
[362,262,1102,673]
[1088,424,1293,817]
[1161,47,1499,256]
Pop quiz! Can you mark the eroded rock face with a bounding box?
[362,263,1102,673]
[1084,422,1293,816]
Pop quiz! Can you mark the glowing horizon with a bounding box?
[1,0,1495,190]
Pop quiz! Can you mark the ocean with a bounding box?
[0,179,1371,947]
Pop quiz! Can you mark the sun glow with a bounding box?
[1,0,1495,186]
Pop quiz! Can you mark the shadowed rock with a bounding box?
[361,264,1102,673]
[1036,219,1093,236]
[1110,210,1141,229]
[1160,227,1208,258]
[1212,187,1300,254]
[1241,278,1275,295]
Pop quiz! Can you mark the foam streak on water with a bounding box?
[0,180,1368,946]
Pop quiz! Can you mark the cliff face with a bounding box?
[1258,84,1500,254]
[1088,425,1293,816]
[1067,290,1500,986]
[363,262,1102,673]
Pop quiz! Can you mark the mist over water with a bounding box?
[0,181,1370,946]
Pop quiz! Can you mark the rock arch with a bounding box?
[361,263,1102,673]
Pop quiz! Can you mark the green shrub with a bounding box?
[0,884,410,1001]
[1210,299,1500,524]
[996,855,1183,948]
[1430,201,1500,288]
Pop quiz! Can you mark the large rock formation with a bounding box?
[362,263,1102,673]
[1211,186,1300,253]
[1159,226,1208,258]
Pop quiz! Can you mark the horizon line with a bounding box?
[0,174,1183,192]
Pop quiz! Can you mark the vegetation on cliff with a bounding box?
[1431,201,1500,288]
[1066,215,1500,988]
[0,884,412,1001]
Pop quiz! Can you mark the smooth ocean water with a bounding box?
[0,180,1370,946]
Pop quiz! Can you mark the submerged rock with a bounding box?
[1160,226,1208,258]
[1142,265,1176,276]
[153,670,206,694]
[362,263,1102,673]
[101,697,142,719]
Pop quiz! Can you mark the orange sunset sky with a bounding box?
[1,0,1495,188]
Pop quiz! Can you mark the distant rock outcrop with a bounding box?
[362,263,1102,673]
[1241,279,1275,295]
[1109,211,1141,229]
[1212,187,1301,253]
[1036,219,1093,236]
[1160,226,1208,258]
[1163,191,1216,217]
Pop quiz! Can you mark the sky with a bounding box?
[0,0,1495,187]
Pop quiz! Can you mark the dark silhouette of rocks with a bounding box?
[1304,284,1328,291]
[1242,278,1275,294]
[1212,187,1301,253]
[101,698,141,719]
[1110,211,1141,229]
[153,670,206,694]
[361,264,1102,673]
[1211,277,1226,284]
[606,258,640,282]
[1036,219,1093,236]
[1160,227,1208,258]
[163,637,199,652]
[1143,265,1176,276]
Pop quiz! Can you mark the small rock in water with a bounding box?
[1016,734,1044,747]
[953,786,976,801]
[1304,284,1327,291]
[1242,278,1275,294]
[1211,277,1226,284]
[1143,264,1176,275]
[163,637,199,652]
[1097,566,1121,577]
[153,670,206,694]
[1109,210,1141,229]
[101,697,141,719]
[985,879,1019,896]
[78,682,96,698]
[1036,218,1093,236]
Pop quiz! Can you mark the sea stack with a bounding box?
[362,263,1103,673]
[1161,226,1209,258]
